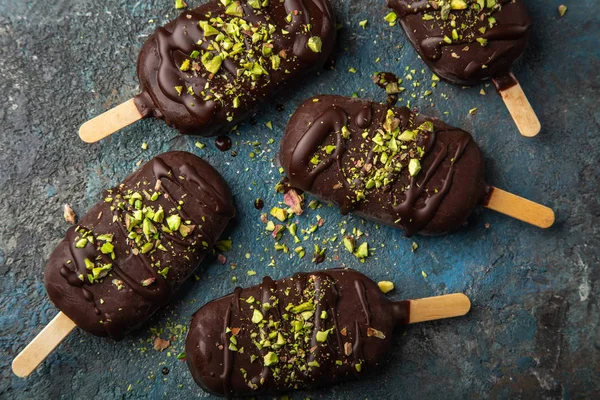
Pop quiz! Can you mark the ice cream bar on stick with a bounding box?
[79,0,336,143]
[387,0,540,137]
[185,268,470,397]
[279,95,554,236]
[12,152,235,377]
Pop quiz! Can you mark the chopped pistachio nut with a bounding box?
[408,159,421,177]
[307,36,322,53]
[377,281,394,293]
[558,5,567,17]
[384,12,397,26]
[179,59,191,71]
[166,214,182,232]
[263,351,279,366]
[269,207,288,222]
[251,309,264,324]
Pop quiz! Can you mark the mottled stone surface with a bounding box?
[0,1,598,399]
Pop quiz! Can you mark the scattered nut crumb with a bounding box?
[283,189,304,215]
[558,5,567,17]
[153,337,170,351]
[63,204,77,224]
[344,342,353,356]
[367,327,386,339]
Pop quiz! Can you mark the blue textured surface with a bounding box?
[0,0,599,399]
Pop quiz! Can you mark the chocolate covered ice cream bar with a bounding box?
[185,268,471,397]
[12,151,235,377]
[80,0,336,142]
[280,95,554,236]
[386,0,540,136]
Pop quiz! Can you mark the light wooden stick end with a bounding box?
[79,98,142,143]
[408,293,471,324]
[12,312,76,377]
[494,74,541,137]
[485,186,555,229]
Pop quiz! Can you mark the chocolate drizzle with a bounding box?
[186,268,411,397]
[134,0,336,135]
[388,0,532,85]
[280,95,487,236]
[44,152,235,339]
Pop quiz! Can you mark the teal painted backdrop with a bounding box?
[0,0,598,398]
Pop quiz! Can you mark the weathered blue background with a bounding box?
[0,0,598,398]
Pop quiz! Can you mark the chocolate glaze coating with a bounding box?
[279,95,487,236]
[388,0,531,85]
[44,152,235,339]
[186,268,410,397]
[135,0,336,135]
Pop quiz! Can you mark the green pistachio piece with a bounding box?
[100,242,114,254]
[225,2,243,17]
[558,5,567,17]
[384,12,397,26]
[324,145,336,154]
[179,224,195,238]
[316,330,329,342]
[252,309,264,324]
[175,0,187,9]
[248,0,261,8]
[354,242,369,258]
[140,242,154,254]
[398,130,417,141]
[75,238,88,248]
[166,215,181,232]
[97,233,114,242]
[158,267,170,279]
[143,218,156,239]
[215,239,232,252]
[450,0,467,10]
[179,59,191,72]
[320,311,328,319]
[408,159,421,177]
[377,281,394,293]
[307,360,320,368]
[202,54,224,74]
[152,207,164,223]
[84,258,95,270]
[292,301,314,313]
[270,54,280,70]
[199,21,219,37]
[269,207,288,222]
[343,237,354,253]
[263,351,278,366]
[307,36,322,53]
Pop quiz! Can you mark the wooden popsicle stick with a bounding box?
[408,293,471,324]
[12,312,77,377]
[493,72,541,137]
[485,186,554,229]
[79,98,142,143]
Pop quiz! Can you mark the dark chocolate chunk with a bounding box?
[44,151,235,339]
[279,95,487,236]
[185,268,410,397]
[387,0,531,85]
[134,0,336,135]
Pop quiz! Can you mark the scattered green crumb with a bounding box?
[558,5,567,17]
